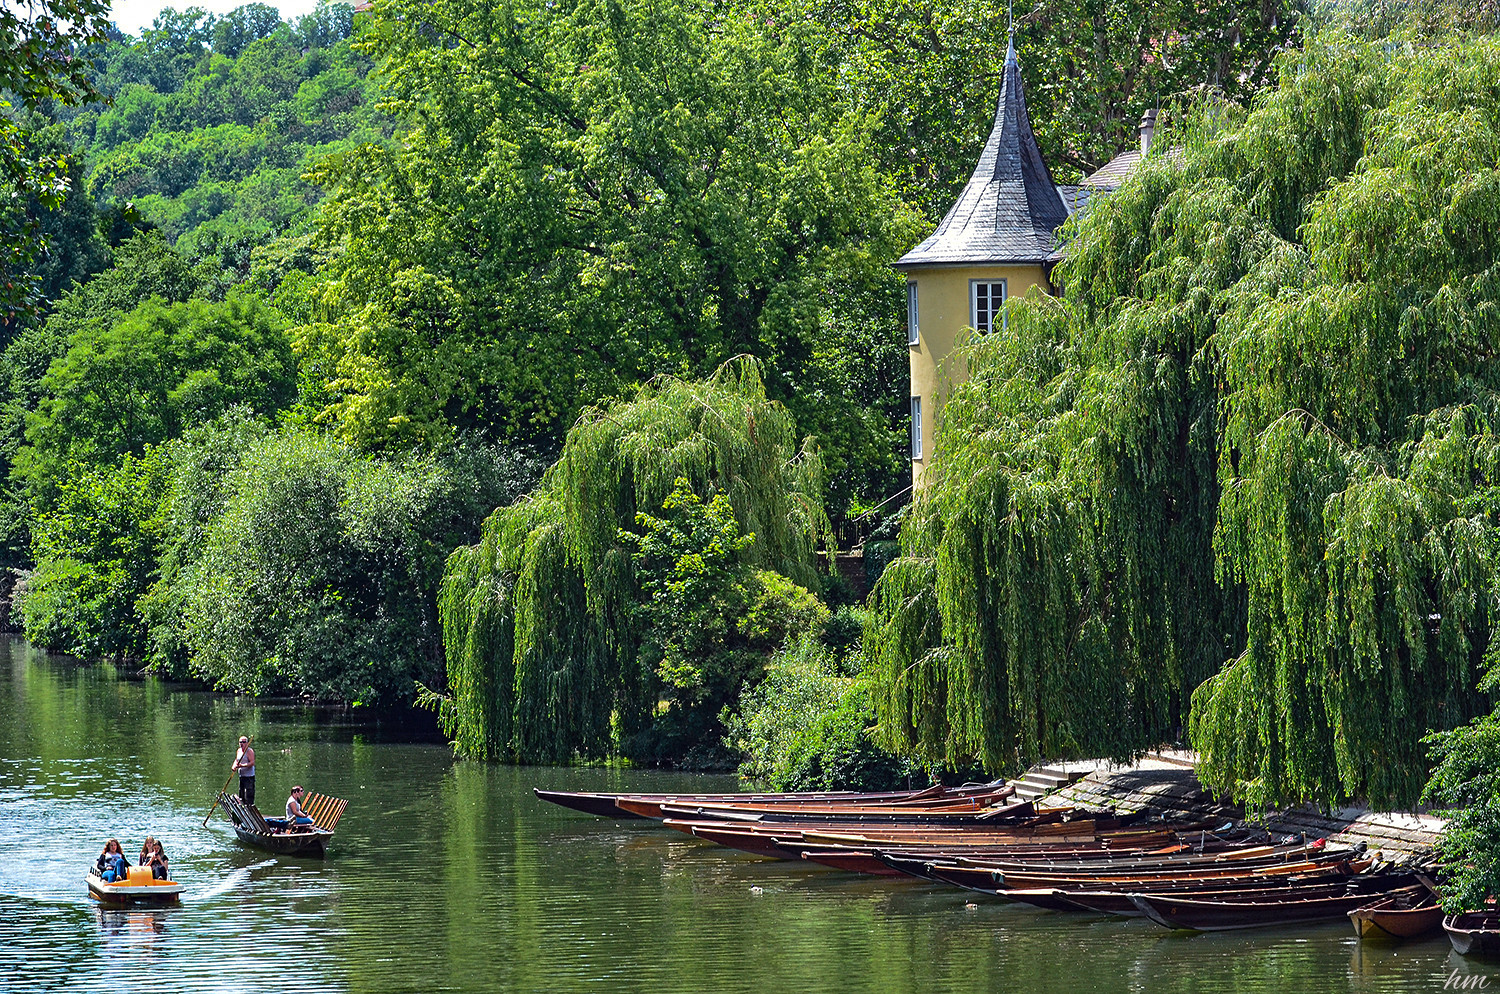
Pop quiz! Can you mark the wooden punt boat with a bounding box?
[686,825,805,859]
[217,791,345,857]
[996,860,1364,892]
[86,866,184,906]
[993,853,1364,891]
[1349,888,1442,939]
[1446,912,1500,958]
[792,832,1220,876]
[533,782,1005,819]
[1132,882,1421,931]
[629,796,1038,824]
[798,839,1176,876]
[1040,875,1390,917]
[668,816,1093,845]
[958,841,1341,876]
[915,857,1359,898]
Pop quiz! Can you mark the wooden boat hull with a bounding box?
[86,869,183,906]
[534,789,646,819]
[1349,893,1442,939]
[1132,884,1418,931]
[231,823,332,857]
[1056,880,1358,918]
[216,792,340,857]
[1446,913,1500,958]
[800,850,909,876]
[534,783,1004,820]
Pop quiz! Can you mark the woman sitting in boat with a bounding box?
[139,837,170,880]
[96,839,127,882]
[285,786,314,830]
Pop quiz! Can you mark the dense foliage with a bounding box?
[0,0,112,322]
[725,622,923,790]
[1422,699,1500,911]
[73,1,383,276]
[435,359,832,764]
[1,0,1308,755]
[869,32,1500,809]
[18,294,295,493]
[163,429,533,702]
[797,0,1297,216]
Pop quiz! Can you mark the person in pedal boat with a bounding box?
[286,786,315,829]
[96,839,127,882]
[139,837,170,879]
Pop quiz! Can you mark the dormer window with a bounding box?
[970,280,1007,334]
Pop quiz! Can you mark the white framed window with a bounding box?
[907,282,919,346]
[970,279,1007,334]
[910,396,922,459]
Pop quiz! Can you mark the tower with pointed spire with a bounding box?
[897,30,1067,485]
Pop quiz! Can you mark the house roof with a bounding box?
[895,34,1069,270]
[1080,149,1141,189]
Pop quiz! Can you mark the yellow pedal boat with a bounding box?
[87,865,184,905]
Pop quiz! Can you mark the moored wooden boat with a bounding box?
[86,866,184,906]
[994,854,1365,891]
[217,791,343,858]
[1446,912,1500,958]
[533,782,1003,820]
[630,797,1037,825]
[1349,888,1442,939]
[1132,882,1422,931]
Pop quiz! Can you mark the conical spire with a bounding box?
[896,32,1067,268]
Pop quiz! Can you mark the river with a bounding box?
[0,637,1486,993]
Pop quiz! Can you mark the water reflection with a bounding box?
[0,638,1478,994]
[94,906,169,938]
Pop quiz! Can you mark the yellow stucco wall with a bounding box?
[906,264,1050,485]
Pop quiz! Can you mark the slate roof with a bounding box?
[1080,149,1141,189]
[896,35,1069,270]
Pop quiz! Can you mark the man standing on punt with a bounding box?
[232,735,255,806]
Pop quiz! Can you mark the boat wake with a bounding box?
[185,859,277,902]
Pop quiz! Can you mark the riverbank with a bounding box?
[1034,755,1443,857]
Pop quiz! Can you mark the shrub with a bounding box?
[724,631,922,790]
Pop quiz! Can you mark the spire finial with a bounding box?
[1005,0,1016,66]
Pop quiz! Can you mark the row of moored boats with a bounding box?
[536,780,1498,952]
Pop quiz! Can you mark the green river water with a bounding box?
[0,637,1490,993]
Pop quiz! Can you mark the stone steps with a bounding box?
[1013,765,1087,802]
[1039,765,1443,858]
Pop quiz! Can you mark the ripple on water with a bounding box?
[0,643,1482,994]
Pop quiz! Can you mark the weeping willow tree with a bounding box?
[870,31,1500,806]
[435,357,831,762]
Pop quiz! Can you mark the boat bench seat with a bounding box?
[302,792,348,831]
[219,790,346,833]
[218,791,276,834]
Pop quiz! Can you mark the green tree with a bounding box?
[791,0,1298,216]
[17,294,295,493]
[625,479,827,766]
[1422,697,1500,911]
[0,0,113,323]
[172,431,492,702]
[868,31,1500,807]
[725,629,921,790]
[296,0,919,485]
[435,358,831,763]
[17,445,171,657]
